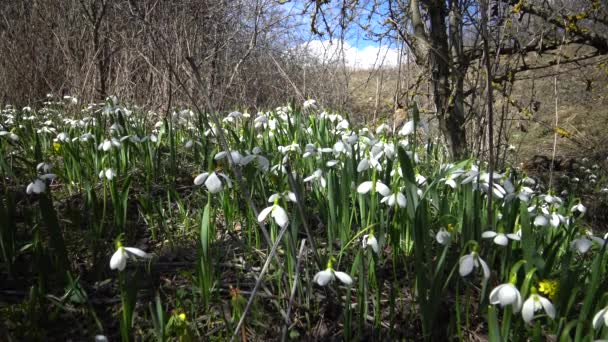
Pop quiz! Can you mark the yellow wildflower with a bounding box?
[538,279,559,300]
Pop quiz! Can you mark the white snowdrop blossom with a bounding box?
[375,123,390,134]
[193,172,231,194]
[459,251,490,280]
[257,203,289,228]
[570,203,586,214]
[570,236,593,254]
[362,234,379,253]
[593,307,608,330]
[380,191,407,208]
[214,150,243,165]
[489,283,523,313]
[26,179,47,194]
[304,169,327,188]
[357,180,391,197]
[482,230,520,246]
[313,264,353,286]
[110,245,151,271]
[99,168,116,180]
[37,162,53,173]
[436,228,452,245]
[98,138,122,151]
[303,99,317,111]
[522,292,555,323]
[398,120,415,136]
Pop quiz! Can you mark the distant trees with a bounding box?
[0,0,317,111]
[307,0,608,159]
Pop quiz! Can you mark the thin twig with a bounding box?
[230,222,290,342]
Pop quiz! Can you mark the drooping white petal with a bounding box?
[334,271,353,285]
[396,193,407,208]
[459,254,474,277]
[124,247,150,258]
[194,172,209,186]
[507,232,521,241]
[257,206,273,223]
[494,234,508,246]
[550,214,560,228]
[375,182,391,197]
[593,308,608,330]
[571,237,592,254]
[357,181,373,194]
[313,269,334,286]
[110,248,127,271]
[538,296,555,319]
[271,205,289,228]
[26,179,46,194]
[522,297,536,323]
[287,192,297,203]
[204,172,223,193]
[482,231,497,239]
[534,215,548,227]
[398,120,415,136]
[357,159,369,172]
[436,229,451,245]
[478,257,491,280]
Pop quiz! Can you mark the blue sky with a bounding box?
[282,0,401,69]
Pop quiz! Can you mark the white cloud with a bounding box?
[299,39,401,70]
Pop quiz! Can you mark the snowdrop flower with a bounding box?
[571,236,593,254]
[415,174,427,186]
[482,230,520,246]
[304,169,327,188]
[570,203,586,214]
[79,133,95,142]
[436,227,451,245]
[110,244,150,271]
[303,99,317,111]
[362,234,379,253]
[26,179,47,194]
[380,191,406,208]
[278,143,301,155]
[302,144,332,158]
[398,120,415,136]
[441,173,460,189]
[334,119,349,131]
[375,123,390,134]
[214,150,243,165]
[313,261,353,286]
[0,130,19,142]
[522,290,555,323]
[55,132,70,142]
[268,191,297,204]
[37,162,53,173]
[459,251,490,280]
[258,202,289,228]
[99,168,116,180]
[534,214,549,227]
[223,111,242,123]
[357,180,391,197]
[489,283,523,312]
[95,335,108,342]
[193,172,231,194]
[593,307,608,330]
[98,138,121,151]
[357,153,382,172]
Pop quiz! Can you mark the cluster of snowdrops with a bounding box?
[2,95,608,340]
